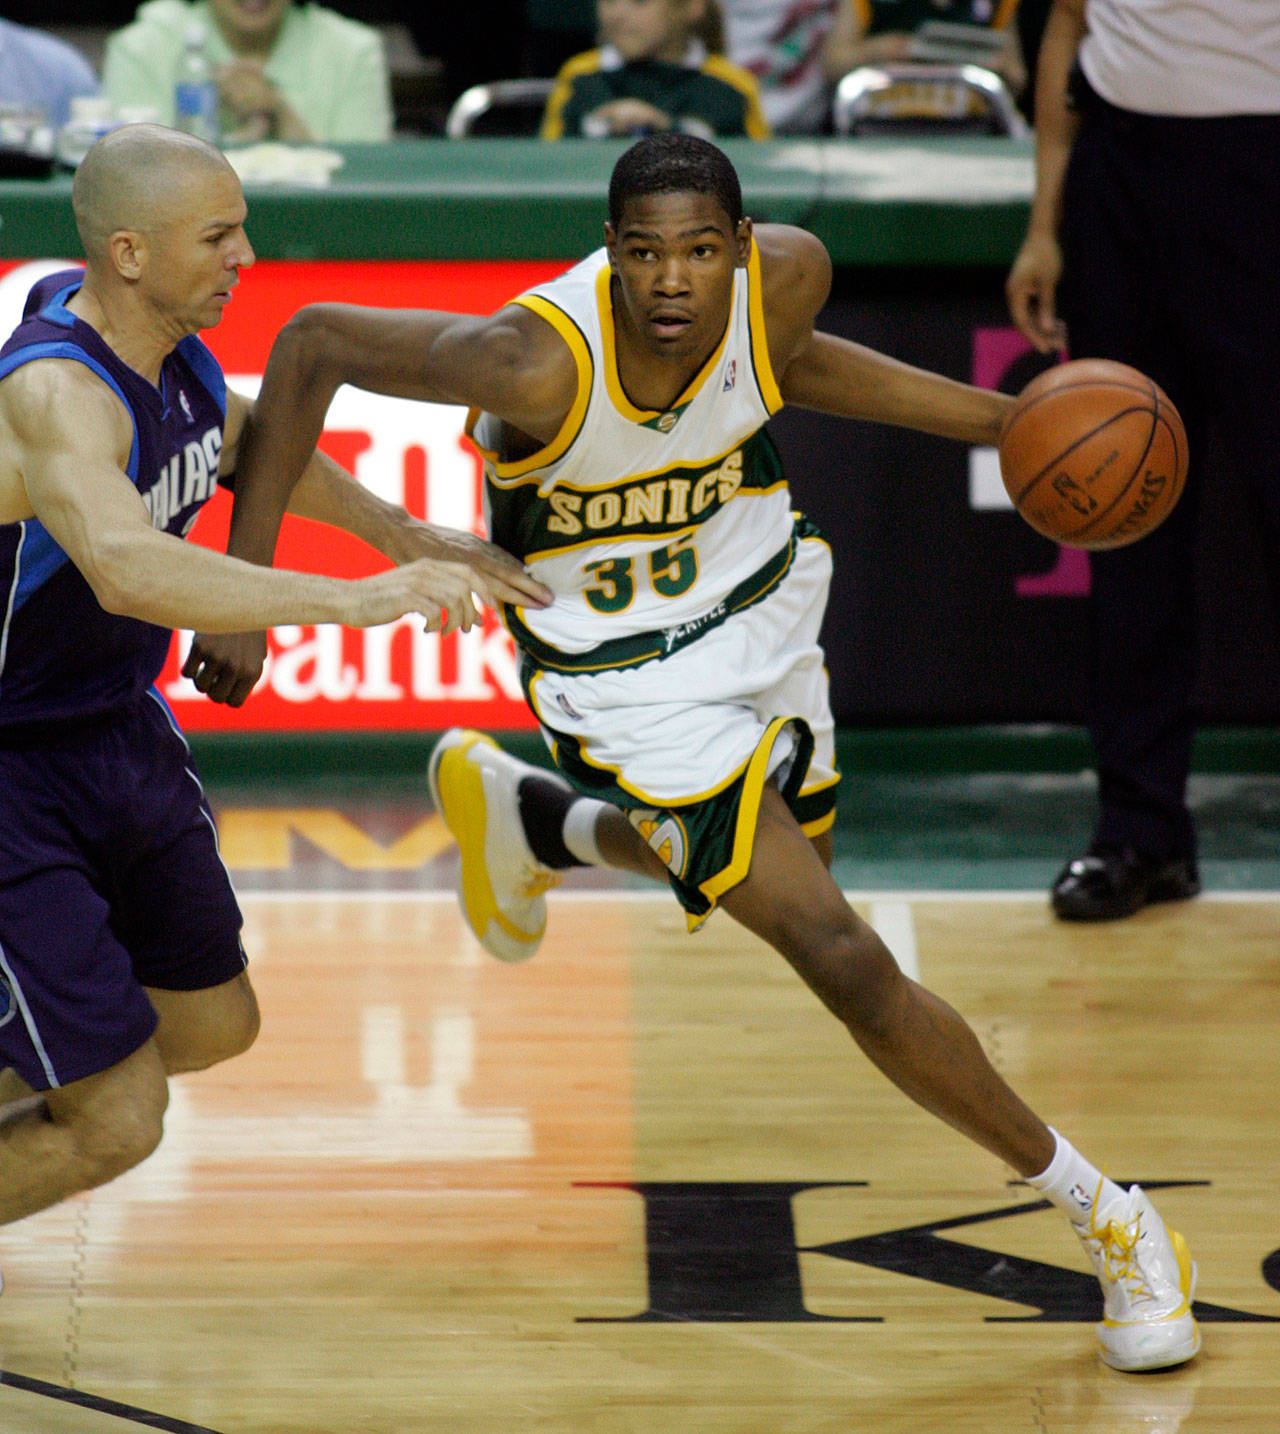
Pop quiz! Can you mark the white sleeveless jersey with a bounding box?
[469,241,793,670]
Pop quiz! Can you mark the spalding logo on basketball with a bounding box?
[998,359,1189,549]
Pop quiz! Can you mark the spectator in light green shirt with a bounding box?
[103,0,393,144]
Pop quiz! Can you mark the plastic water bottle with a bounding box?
[54,96,119,169]
[174,24,219,144]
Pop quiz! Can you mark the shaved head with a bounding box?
[72,124,236,265]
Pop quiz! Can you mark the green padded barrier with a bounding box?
[0,137,1032,265]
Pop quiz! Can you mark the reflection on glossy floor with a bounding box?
[3,887,1279,1433]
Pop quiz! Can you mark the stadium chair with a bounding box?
[832,63,1029,138]
[445,79,555,138]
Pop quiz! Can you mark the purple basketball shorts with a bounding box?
[0,690,246,1091]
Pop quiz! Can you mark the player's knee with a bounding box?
[216,981,261,1062]
[156,976,261,1074]
[838,939,908,1041]
[180,997,260,1072]
[72,1085,169,1189]
[797,915,904,1036]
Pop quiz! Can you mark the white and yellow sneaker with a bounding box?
[428,729,562,963]
[1074,1183,1200,1372]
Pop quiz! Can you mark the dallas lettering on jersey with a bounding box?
[143,426,222,530]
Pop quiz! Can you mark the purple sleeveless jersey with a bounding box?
[0,269,228,734]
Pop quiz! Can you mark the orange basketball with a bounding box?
[998,359,1188,549]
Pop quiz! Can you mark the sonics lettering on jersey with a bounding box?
[547,448,747,540]
[486,428,789,561]
[576,1180,1280,1324]
[142,426,222,531]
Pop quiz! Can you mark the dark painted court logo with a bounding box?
[577,1180,1280,1324]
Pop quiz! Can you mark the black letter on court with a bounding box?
[579,1179,1278,1325]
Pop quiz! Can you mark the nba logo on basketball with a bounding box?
[723,360,736,392]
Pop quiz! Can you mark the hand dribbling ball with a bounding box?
[998,359,1188,549]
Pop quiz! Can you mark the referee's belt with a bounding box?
[507,518,818,676]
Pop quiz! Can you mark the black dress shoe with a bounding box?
[1051,846,1201,922]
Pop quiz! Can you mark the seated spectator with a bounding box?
[102,0,392,144]
[719,0,838,135]
[542,0,769,140]
[821,0,1026,100]
[0,18,99,131]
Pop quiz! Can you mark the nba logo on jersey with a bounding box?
[178,389,194,422]
[723,360,737,392]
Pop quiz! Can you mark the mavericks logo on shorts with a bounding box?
[0,968,16,1029]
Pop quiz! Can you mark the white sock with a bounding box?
[1026,1128,1126,1225]
[563,797,609,866]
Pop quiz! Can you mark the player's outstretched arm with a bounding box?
[756,224,1013,445]
[781,330,1013,444]
[182,370,558,704]
[756,223,1009,441]
[278,452,552,612]
[10,362,497,637]
[185,454,556,705]
[219,389,552,609]
[218,302,576,576]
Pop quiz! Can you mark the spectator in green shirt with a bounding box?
[541,0,770,139]
[103,0,392,144]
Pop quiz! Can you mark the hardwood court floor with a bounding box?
[3,880,1278,1433]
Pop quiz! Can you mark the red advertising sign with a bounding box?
[0,258,571,730]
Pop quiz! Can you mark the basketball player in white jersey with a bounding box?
[197,133,1200,1373]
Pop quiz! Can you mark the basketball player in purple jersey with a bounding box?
[0,124,551,1241]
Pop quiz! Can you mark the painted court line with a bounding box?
[0,1369,224,1433]
[868,901,920,981]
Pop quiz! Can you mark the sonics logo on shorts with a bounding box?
[632,811,687,876]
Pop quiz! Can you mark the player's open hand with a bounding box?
[393,522,554,611]
[183,630,268,707]
[348,558,494,635]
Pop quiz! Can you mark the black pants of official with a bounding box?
[1058,83,1280,863]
